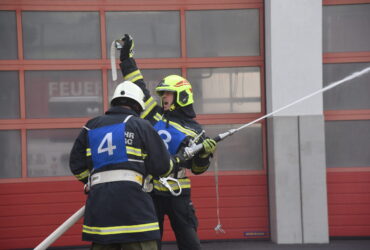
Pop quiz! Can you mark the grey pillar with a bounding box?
[265,0,329,244]
[299,116,328,243]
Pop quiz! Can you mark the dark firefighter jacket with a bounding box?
[69,106,173,244]
[120,59,212,197]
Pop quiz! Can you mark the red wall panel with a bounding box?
[327,171,370,237]
[162,175,269,241]
[0,181,86,249]
[0,174,269,249]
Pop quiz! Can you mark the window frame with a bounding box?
[323,0,370,172]
[0,0,266,183]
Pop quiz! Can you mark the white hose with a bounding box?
[214,156,225,233]
[234,66,370,133]
[34,206,85,250]
[110,40,118,81]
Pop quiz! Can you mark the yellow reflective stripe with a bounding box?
[75,169,90,181]
[83,222,159,235]
[167,120,197,137]
[86,148,91,157]
[135,175,143,183]
[198,153,210,159]
[144,96,155,107]
[140,97,157,119]
[153,178,191,191]
[192,164,209,173]
[126,146,143,157]
[153,113,162,121]
[156,116,196,137]
[153,183,191,191]
[124,70,143,82]
[160,160,174,177]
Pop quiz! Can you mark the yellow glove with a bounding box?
[199,138,217,158]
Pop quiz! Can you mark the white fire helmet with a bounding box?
[110,81,145,110]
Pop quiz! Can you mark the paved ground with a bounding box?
[44,239,370,250]
[162,239,370,250]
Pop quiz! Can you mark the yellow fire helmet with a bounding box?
[155,75,194,107]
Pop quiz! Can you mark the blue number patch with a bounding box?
[88,123,128,169]
[154,120,186,155]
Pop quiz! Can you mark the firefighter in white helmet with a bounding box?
[69,81,181,250]
[119,34,217,250]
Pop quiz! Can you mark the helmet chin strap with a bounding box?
[169,104,176,111]
[161,98,177,112]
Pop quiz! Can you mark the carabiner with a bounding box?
[159,176,182,196]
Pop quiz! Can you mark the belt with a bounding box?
[90,170,143,187]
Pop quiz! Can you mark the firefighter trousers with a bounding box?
[152,194,201,250]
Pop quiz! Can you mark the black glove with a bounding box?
[169,152,186,175]
[119,34,135,61]
[171,151,186,165]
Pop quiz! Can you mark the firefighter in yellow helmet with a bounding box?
[155,74,194,109]
[119,34,217,250]
[69,81,179,250]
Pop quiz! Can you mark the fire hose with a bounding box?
[171,65,370,234]
[34,206,85,250]
[34,62,370,249]
[183,66,370,158]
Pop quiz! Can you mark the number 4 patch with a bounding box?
[98,132,117,156]
[88,123,128,169]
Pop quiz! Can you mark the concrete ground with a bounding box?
[162,239,370,250]
[44,239,370,250]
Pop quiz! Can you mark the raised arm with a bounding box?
[118,34,159,119]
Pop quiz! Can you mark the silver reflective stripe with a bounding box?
[126,146,143,157]
[123,115,133,123]
[83,222,159,235]
[90,169,142,187]
[128,159,144,163]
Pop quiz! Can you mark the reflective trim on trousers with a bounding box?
[83,222,160,235]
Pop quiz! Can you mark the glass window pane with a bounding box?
[27,129,79,177]
[22,11,101,59]
[106,11,180,58]
[325,120,370,168]
[204,124,263,171]
[25,70,103,118]
[187,67,261,114]
[108,68,181,104]
[0,71,19,119]
[0,130,21,178]
[186,9,260,57]
[323,4,370,52]
[0,11,18,59]
[323,63,370,110]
